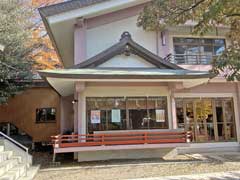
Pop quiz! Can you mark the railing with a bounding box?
[52,131,191,148]
[164,53,217,65]
[0,131,29,164]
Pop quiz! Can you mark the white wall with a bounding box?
[98,54,156,68]
[86,16,157,59]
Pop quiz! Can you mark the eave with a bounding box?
[38,0,150,68]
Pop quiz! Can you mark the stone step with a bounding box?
[0,152,13,163]
[0,164,26,180]
[0,159,19,177]
[0,147,4,153]
[19,166,40,180]
[11,156,22,164]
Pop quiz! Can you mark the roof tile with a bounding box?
[39,0,110,17]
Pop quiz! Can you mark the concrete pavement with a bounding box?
[128,171,240,180]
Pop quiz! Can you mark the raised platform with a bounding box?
[54,143,190,153]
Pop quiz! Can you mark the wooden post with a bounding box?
[126,98,130,129]
[102,134,105,146]
[144,132,147,144]
[222,101,228,140]
[193,101,198,142]
[230,99,237,139]
[212,100,219,141]
[7,123,10,136]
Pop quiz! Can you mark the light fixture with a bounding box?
[72,100,78,104]
[115,99,119,108]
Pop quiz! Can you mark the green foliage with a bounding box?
[0,0,34,104]
[138,0,240,81]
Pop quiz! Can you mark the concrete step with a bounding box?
[0,164,27,180]
[19,166,40,180]
[11,156,22,164]
[0,152,13,163]
[0,147,4,153]
[0,159,19,177]
[0,164,26,180]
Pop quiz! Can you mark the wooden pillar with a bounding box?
[212,100,219,141]
[193,101,198,142]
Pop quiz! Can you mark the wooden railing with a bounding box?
[52,131,191,148]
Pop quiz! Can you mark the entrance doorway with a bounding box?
[176,98,236,142]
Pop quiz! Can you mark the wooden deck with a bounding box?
[52,131,191,151]
[51,131,191,161]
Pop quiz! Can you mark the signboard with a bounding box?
[111,109,121,123]
[91,110,101,124]
[156,109,165,122]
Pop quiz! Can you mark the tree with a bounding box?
[137,0,240,81]
[31,0,63,70]
[0,0,34,104]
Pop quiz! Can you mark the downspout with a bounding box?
[156,29,160,56]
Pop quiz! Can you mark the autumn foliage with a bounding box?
[31,0,64,70]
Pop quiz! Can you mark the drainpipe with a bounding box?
[156,30,160,56]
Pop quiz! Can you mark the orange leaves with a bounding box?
[31,0,64,70]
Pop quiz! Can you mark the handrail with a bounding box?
[163,53,217,65]
[0,131,29,153]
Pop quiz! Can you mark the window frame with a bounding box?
[172,37,226,65]
[36,107,57,124]
[86,96,169,133]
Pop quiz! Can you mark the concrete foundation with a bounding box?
[177,142,240,154]
[77,148,173,162]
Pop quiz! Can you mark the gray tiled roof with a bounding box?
[39,0,110,17]
[39,68,214,80]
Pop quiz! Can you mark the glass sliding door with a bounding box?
[86,96,168,133]
[215,98,236,141]
[194,99,214,142]
[176,97,237,143]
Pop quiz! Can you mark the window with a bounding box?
[173,37,225,64]
[86,96,168,133]
[36,108,56,123]
[87,97,127,133]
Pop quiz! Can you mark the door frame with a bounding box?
[174,93,240,142]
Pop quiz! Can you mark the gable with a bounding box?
[98,54,156,68]
[73,32,183,70]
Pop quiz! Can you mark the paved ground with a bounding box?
[130,171,240,180]
[34,152,240,180]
